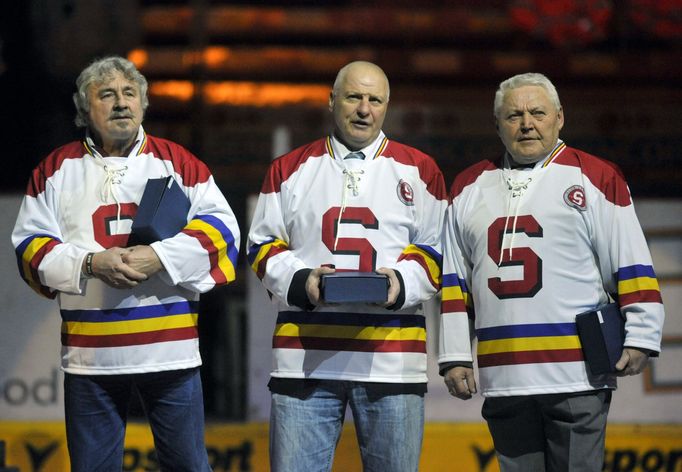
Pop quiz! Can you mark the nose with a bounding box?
[520,112,533,132]
[113,93,129,110]
[356,97,370,116]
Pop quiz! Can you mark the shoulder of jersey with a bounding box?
[261,138,328,193]
[554,146,631,206]
[382,140,447,199]
[27,140,85,197]
[449,159,499,199]
[144,134,212,187]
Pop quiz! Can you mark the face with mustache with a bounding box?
[496,85,564,165]
[329,63,389,151]
[87,70,144,156]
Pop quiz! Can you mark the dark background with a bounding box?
[2,0,680,419]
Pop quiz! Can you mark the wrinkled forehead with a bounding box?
[502,85,554,108]
[339,69,388,97]
[89,70,138,92]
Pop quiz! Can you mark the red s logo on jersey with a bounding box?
[564,185,586,211]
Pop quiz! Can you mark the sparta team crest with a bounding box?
[397,179,415,206]
[564,185,586,210]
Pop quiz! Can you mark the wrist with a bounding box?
[83,252,95,278]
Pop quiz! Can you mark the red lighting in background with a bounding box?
[148,81,329,107]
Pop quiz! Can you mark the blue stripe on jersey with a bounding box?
[442,273,469,291]
[477,322,578,341]
[194,214,239,266]
[277,311,426,328]
[414,243,442,265]
[616,264,657,281]
[61,301,199,322]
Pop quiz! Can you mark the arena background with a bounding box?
[1,1,681,471]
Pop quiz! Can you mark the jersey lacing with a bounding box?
[334,168,364,250]
[498,172,532,267]
[100,160,128,230]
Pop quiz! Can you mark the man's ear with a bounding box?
[328,92,335,112]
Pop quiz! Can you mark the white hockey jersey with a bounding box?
[12,127,240,375]
[248,133,448,383]
[439,141,664,396]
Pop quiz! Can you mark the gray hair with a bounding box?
[332,61,390,101]
[494,72,561,118]
[73,56,149,128]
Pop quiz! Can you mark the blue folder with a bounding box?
[575,303,625,375]
[130,176,191,245]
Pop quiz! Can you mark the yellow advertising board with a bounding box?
[1,421,681,471]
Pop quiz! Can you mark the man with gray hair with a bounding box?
[12,56,240,471]
[438,72,664,470]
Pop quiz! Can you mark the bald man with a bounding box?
[248,61,448,471]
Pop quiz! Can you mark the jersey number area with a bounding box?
[322,207,379,272]
[488,215,543,299]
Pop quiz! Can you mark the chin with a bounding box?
[512,153,543,165]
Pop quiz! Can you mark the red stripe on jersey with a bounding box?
[145,135,212,187]
[26,239,60,287]
[273,335,427,353]
[381,141,448,200]
[260,138,328,194]
[449,159,499,199]
[255,245,288,280]
[398,252,439,289]
[553,146,631,206]
[619,289,663,306]
[441,299,467,314]
[62,326,198,348]
[182,228,227,285]
[478,348,584,368]
[26,142,86,197]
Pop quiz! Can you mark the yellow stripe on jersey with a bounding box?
[618,277,660,295]
[274,323,426,342]
[185,218,236,282]
[478,335,582,355]
[402,244,442,286]
[62,313,199,336]
[250,239,289,273]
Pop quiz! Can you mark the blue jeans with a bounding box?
[64,367,210,472]
[270,380,424,472]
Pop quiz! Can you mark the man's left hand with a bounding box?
[376,267,400,307]
[615,347,650,376]
[123,245,163,277]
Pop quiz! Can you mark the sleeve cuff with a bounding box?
[438,361,474,377]
[287,268,314,310]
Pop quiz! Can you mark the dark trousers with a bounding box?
[482,390,612,472]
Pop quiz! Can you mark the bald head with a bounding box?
[329,61,390,150]
[333,61,390,101]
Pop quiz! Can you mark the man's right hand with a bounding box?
[86,248,148,289]
[444,366,477,400]
[305,266,336,305]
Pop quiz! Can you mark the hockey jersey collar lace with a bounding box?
[498,140,565,266]
[84,126,146,231]
[328,133,387,251]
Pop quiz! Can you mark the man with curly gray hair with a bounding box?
[12,55,241,471]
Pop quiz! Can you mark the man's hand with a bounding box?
[444,366,477,400]
[376,267,400,307]
[305,266,336,306]
[615,347,650,377]
[123,245,163,277]
[87,248,148,289]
